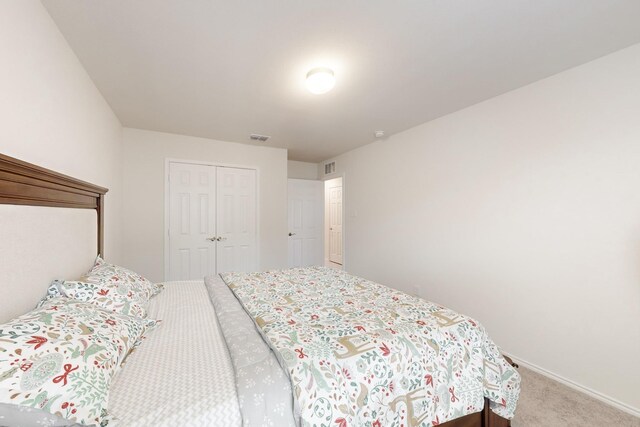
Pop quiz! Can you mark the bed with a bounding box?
[209,270,520,427]
[0,153,519,427]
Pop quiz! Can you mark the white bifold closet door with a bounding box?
[168,162,257,281]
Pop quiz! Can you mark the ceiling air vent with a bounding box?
[324,162,336,175]
[250,133,270,142]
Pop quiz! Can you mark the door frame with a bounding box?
[322,172,346,270]
[164,158,261,281]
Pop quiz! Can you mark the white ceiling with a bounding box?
[42,0,640,162]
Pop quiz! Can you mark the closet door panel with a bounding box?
[168,162,217,281]
[216,167,257,274]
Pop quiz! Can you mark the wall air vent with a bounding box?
[249,133,270,142]
[324,161,336,175]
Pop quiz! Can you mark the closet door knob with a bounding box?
[217,237,227,241]
[288,232,296,236]
[206,237,217,242]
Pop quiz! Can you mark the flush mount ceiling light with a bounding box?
[306,67,335,94]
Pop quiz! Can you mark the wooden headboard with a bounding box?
[0,153,108,255]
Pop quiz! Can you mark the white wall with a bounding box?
[319,44,640,412]
[0,1,123,262]
[122,128,288,282]
[288,160,319,180]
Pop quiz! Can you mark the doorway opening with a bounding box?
[324,177,343,269]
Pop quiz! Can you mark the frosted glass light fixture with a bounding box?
[306,67,336,94]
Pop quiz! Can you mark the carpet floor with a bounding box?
[511,366,639,426]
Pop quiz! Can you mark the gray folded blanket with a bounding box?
[204,276,297,427]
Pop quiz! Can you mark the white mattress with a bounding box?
[108,280,242,427]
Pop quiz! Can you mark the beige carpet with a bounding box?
[512,366,640,426]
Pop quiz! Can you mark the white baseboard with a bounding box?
[503,352,640,418]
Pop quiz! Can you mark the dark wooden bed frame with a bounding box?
[0,153,108,256]
[0,152,514,427]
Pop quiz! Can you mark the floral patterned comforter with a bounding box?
[221,267,520,427]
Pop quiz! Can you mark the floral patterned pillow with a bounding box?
[80,256,163,302]
[0,298,156,425]
[40,280,149,318]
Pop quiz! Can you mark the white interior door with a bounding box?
[288,179,323,267]
[216,167,257,274]
[168,162,217,281]
[328,180,343,265]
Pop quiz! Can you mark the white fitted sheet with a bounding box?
[108,280,242,427]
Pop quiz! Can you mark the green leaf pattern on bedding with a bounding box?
[39,279,150,319]
[81,256,164,301]
[0,298,156,425]
[221,267,520,427]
